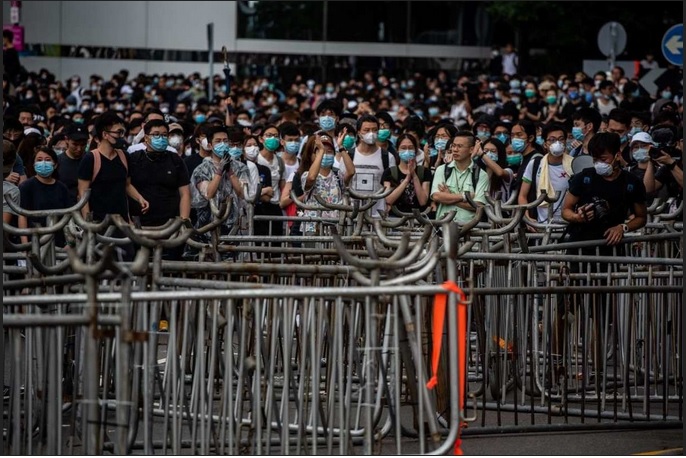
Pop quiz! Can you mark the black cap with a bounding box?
[64,123,89,141]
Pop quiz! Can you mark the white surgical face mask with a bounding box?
[168,135,183,149]
[200,138,212,151]
[361,132,378,145]
[549,141,565,156]
[244,145,260,161]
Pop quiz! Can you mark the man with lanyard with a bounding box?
[430,131,489,224]
[568,107,601,157]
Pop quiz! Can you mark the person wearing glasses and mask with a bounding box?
[77,111,149,223]
[430,131,489,224]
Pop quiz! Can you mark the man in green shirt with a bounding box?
[430,131,489,223]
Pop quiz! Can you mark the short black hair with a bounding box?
[542,122,567,140]
[143,119,168,134]
[375,111,395,130]
[449,130,476,148]
[608,108,631,129]
[572,107,602,133]
[599,80,614,91]
[206,125,228,143]
[226,125,245,143]
[356,114,379,132]
[278,121,300,138]
[93,111,126,139]
[402,115,425,139]
[315,99,342,117]
[3,29,14,41]
[511,119,536,140]
[630,111,651,127]
[588,132,620,159]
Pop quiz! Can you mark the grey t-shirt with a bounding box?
[3,180,20,216]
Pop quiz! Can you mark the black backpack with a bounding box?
[443,164,481,194]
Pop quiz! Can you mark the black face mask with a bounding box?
[109,137,128,151]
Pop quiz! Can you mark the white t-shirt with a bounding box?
[523,160,570,223]
[283,159,299,187]
[257,153,283,205]
[351,147,396,216]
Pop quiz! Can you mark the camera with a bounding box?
[588,196,610,221]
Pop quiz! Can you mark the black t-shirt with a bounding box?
[566,168,646,241]
[77,151,130,221]
[57,153,83,205]
[253,162,276,214]
[184,153,204,177]
[560,100,588,120]
[19,177,71,246]
[3,47,21,83]
[381,165,433,213]
[128,151,191,226]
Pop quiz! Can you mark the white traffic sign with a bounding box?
[638,68,667,96]
[661,24,683,66]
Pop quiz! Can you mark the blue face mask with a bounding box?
[486,152,499,162]
[399,150,416,162]
[34,160,55,178]
[661,91,672,99]
[495,133,509,144]
[194,114,207,124]
[429,147,438,157]
[150,136,169,152]
[629,127,642,137]
[428,107,440,117]
[213,143,229,158]
[619,134,628,144]
[284,141,300,155]
[320,154,334,168]
[535,135,544,145]
[568,91,579,100]
[511,138,527,153]
[319,116,336,131]
[571,126,585,141]
[476,131,490,142]
[566,140,575,151]
[389,135,398,146]
[228,146,243,159]
[584,92,594,103]
[434,138,448,150]
[632,147,649,163]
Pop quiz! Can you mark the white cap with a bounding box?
[24,127,41,136]
[630,131,655,146]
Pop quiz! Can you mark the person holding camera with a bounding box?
[562,132,647,247]
[650,125,683,202]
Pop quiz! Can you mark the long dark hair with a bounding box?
[17,133,46,178]
[482,137,507,197]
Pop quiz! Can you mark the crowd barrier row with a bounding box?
[2,188,683,455]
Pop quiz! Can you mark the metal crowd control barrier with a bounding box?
[2,188,683,455]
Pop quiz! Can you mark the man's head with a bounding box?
[588,131,621,164]
[93,111,127,148]
[63,123,89,158]
[3,29,13,47]
[315,99,342,132]
[446,131,476,164]
[18,107,35,127]
[542,123,567,157]
[571,107,602,141]
[356,114,380,145]
[607,108,631,145]
[143,119,169,153]
[278,121,301,155]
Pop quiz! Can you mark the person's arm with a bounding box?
[470,169,489,205]
[561,191,594,224]
[339,150,355,186]
[518,180,531,206]
[125,178,149,214]
[18,214,29,244]
[178,184,191,220]
[77,179,91,217]
[604,200,647,245]
[230,174,244,199]
[655,152,683,189]
[280,181,293,208]
[305,149,323,192]
[642,161,656,195]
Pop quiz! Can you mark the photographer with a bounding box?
[562,132,647,248]
[650,125,683,202]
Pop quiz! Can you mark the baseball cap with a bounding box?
[168,122,184,134]
[629,132,655,146]
[317,132,335,149]
[64,123,89,141]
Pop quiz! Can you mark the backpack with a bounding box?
[275,154,285,181]
[91,148,128,182]
[443,164,481,194]
[349,148,390,171]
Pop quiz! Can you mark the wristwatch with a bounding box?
[621,224,629,233]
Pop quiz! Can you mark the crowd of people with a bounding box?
[2,58,684,262]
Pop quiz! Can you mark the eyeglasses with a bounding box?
[263,133,279,139]
[149,133,168,139]
[106,130,126,137]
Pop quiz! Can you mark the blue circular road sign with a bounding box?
[662,24,683,66]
